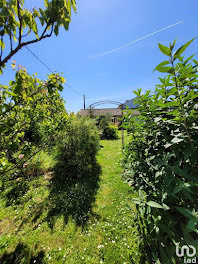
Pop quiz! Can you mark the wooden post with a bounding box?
[83,95,86,109]
[121,108,124,149]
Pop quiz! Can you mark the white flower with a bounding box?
[112,240,115,243]
[97,245,104,249]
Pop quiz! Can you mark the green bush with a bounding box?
[0,69,67,177]
[55,117,100,181]
[101,125,118,140]
[27,150,57,175]
[123,39,198,263]
[96,114,112,130]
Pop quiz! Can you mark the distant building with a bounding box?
[79,108,123,126]
[78,104,139,126]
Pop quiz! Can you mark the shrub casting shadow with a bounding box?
[2,180,30,207]
[0,243,45,264]
[44,161,101,229]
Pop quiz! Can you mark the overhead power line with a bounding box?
[24,46,83,96]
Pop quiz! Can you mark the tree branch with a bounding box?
[0,23,54,69]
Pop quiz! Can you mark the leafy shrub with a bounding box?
[27,150,57,176]
[101,125,118,140]
[123,39,198,263]
[96,114,112,130]
[55,117,100,181]
[0,69,67,177]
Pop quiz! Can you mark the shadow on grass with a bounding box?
[27,161,102,230]
[45,162,101,228]
[0,243,46,264]
[2,180,30,206]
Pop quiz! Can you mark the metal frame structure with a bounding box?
[89,100,124,109]
[88,100,125,149]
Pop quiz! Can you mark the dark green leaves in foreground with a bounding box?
[123,38,198,264]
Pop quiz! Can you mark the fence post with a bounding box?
[121,108,124,149]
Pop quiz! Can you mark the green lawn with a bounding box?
[0,135,141,264]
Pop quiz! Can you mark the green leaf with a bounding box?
[147,201,165,209]
[187,219,198,231]
[6,90,17,96]
[13,35,17,42]
[157,66,174,74]
[44,0,48,7]
[159,246,171,264]
[170,39,177,51]
[132,198,141,205]
[158,43,171,56]
[172,185,182,195]
[54,24,59,36]
[176,207,197,220]
[153,61,170,72]
[0,39,5,50]
[32,20,38,37]
[171,137,184,144]
[164,143,172,149]
[184,54,196,64]
[173,38,196,60]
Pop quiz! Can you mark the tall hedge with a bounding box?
[55,117,100,181]
[123,39,198,263]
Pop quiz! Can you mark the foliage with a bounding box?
[54,117,100,181]
[0,0,76,73]
[96,114,119,140]
[101,125,118,140]
[123,39,198,263]
[27,150,57,176]
[0,133,142,264]
[96,114,112,130]
[0,67,67,179]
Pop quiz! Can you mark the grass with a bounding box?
[0,133,141,264]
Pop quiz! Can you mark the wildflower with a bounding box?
[19,154,24,160]
[112,240,115,243]
[97,245,104,249]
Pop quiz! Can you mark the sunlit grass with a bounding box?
[0,132,141,264]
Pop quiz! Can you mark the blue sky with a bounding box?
[1,0,198,112]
